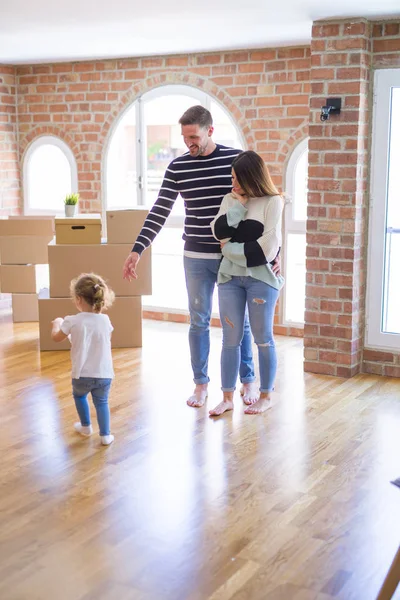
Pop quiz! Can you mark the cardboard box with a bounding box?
[55,214,102,245]
[0,217,55,237]
[38,293,142,350]
[106,208,149,244]
[12,293,39,322]
[48,241,151,297]
[0,264,49,293]
[0,236,53,265]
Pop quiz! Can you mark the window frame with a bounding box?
[23,135,78,216]
[366,68,400,351]
[103,84,245,228]
[282,137,308,327]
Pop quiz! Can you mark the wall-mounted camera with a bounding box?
[320,98,342,122]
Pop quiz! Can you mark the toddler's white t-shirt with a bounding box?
[60,312,114,379]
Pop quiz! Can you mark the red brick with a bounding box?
[264,61,287,72]
[372,24,383,37]
[363,362,384,375]
[343,22,367,36]
[323,53,349,66]
[196,54,221,65]
[235,74,262,85]
[307,206,327,218]
[250,50,276,61]
[224,52,249,63]
[304,337,336,349]
[385,23,400,36]
[325,274,353,286]
[287,58,310,71]
[374,39,400,53]
[328,38,369,51]
[228,87,247,97]
[320,325,352,339]
[305,311,336,325]
[311,41,326,54]
[336,67,362,80]
[324,153,358,165]
[304,361,336,376]
[384,366,400,377]
[312,24,341,38]
[328,81,362,95]
[337,365,360,377]
[311,68,336,80]
[363,349,395,363]
[306,285,337,299]
[320,300,343,312]
[212,65,237,75]
[212,76,234,86]
[141,58,164,68]
[306,258,330,271]
[278,48,306,59]
[238,63,264,73]
[309,139,341,151]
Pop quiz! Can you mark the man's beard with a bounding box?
[189,140,208,156]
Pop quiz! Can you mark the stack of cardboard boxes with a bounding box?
[0,217,54,322]
[38,209,151,350]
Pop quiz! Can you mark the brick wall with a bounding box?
[16,49,310,209]
[0,66,20,308]
[15,48,310,335]
[304,18,400,377]
[0,66,20,216]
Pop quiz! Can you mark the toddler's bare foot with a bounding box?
[240,382,259,405]
[187,385,208,408]
[244,393,272,415]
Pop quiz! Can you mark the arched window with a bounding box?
[105,85,244,313]
[23,136,78,215]
[283,138,308,325]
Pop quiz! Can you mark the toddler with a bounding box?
[51,273,115,445]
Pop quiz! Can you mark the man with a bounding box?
[123,105,278,407]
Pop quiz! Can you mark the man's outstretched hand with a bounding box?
[123,252,140,281]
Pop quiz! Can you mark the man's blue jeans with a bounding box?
[184,256,255,385]
[72,377,112,436]
[218,276,279,393]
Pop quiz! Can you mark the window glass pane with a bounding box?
[293,149,308,221]
[28,145,71,210]
[142,227,218,313]
[382,87,400,334]
[107,107,137,209]
[284,233,306,323]
[143,95,195,214]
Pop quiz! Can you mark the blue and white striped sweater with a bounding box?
[132,144,241,255]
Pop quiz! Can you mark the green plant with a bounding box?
[64,193,79,206]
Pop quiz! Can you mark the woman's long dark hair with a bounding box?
[232,150,279,198]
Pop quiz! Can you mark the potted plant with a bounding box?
[64,193,79,217]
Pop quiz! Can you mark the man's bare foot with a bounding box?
[187,385,208,408]
[209,399,234,417]
[240,382,259,405]
[244,393,272,414]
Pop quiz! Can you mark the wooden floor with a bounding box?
[1,314,400,600]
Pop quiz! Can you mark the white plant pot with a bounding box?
[65,205,76,217]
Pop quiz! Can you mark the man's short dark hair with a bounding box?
[179,105,213,128]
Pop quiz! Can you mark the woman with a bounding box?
[210,150,284,416]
